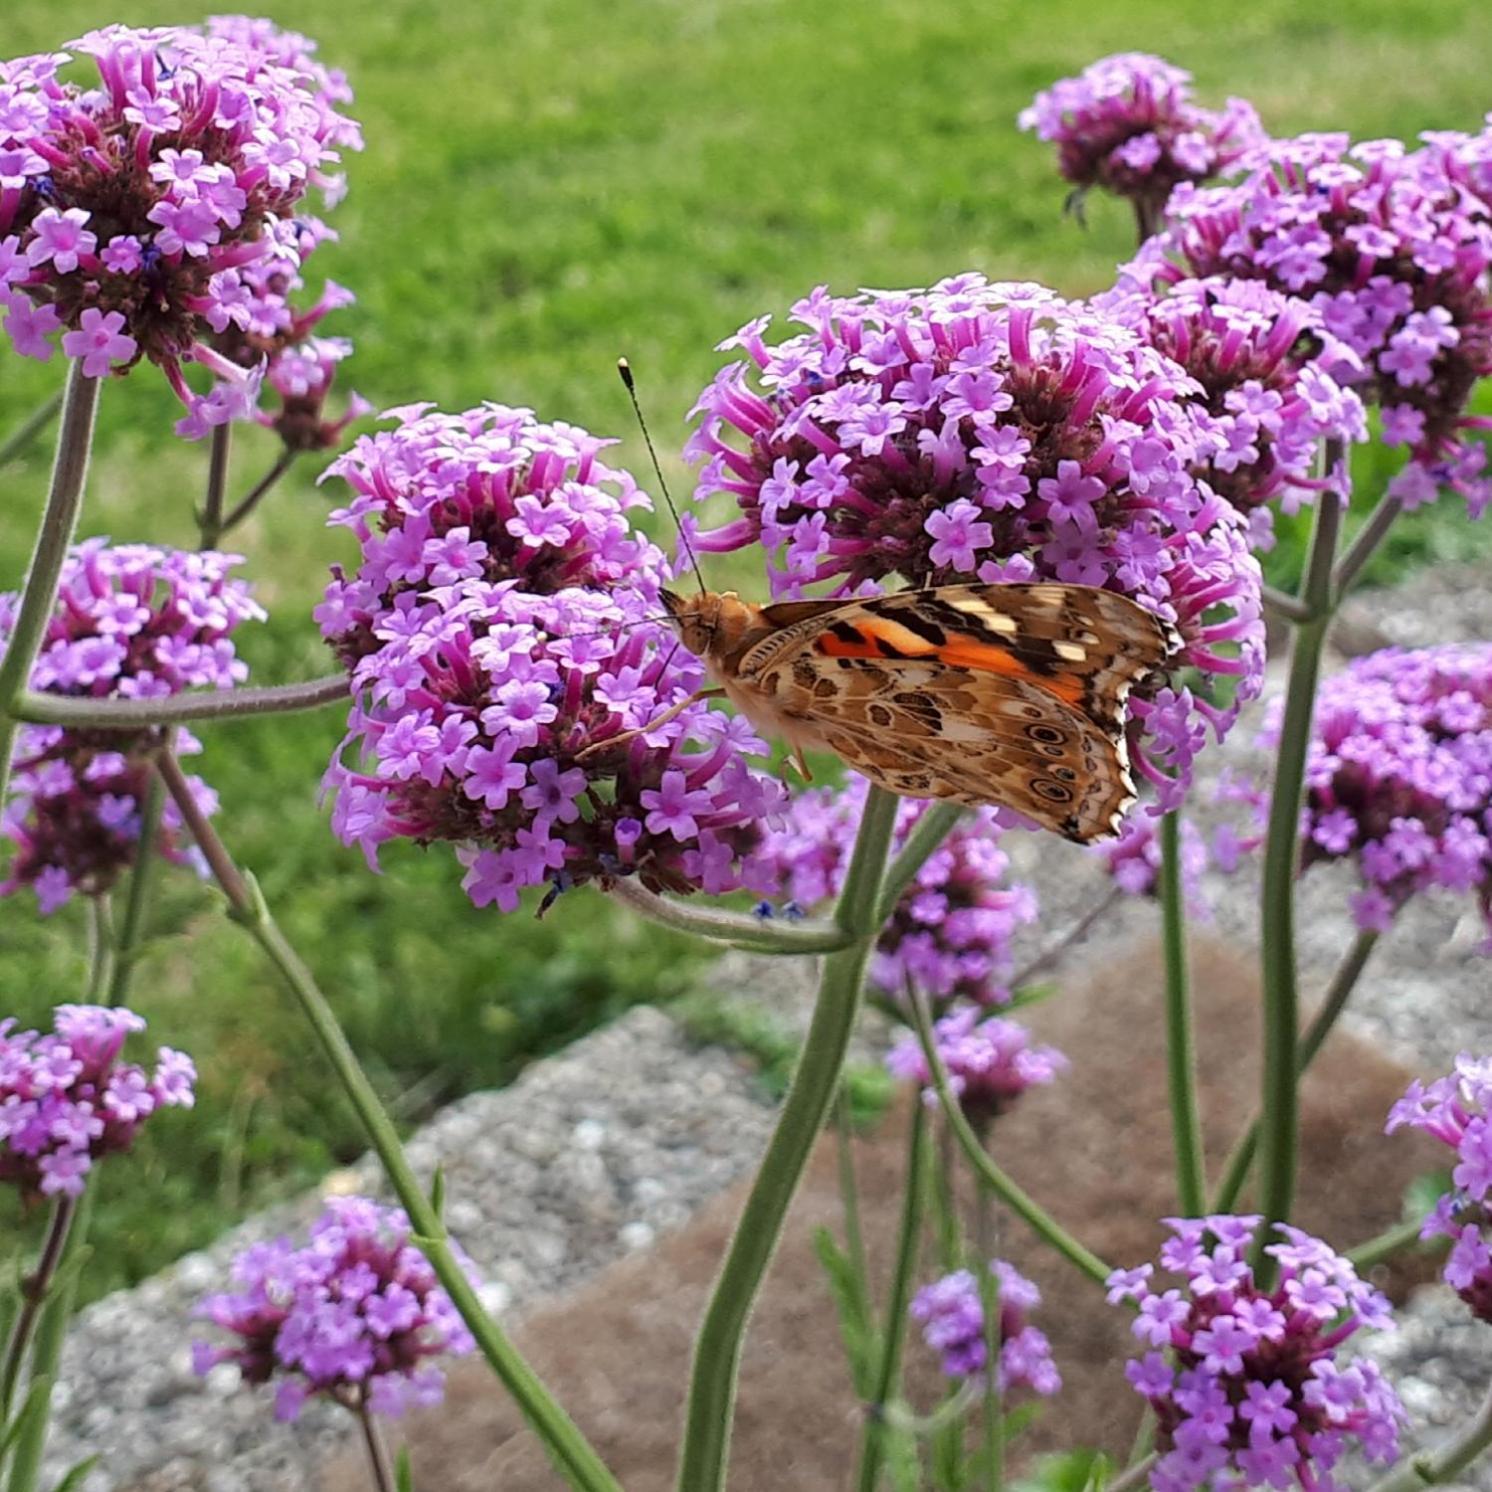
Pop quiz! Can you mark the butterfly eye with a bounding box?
[1031,778,1075,803]
[1026,723,1067,745]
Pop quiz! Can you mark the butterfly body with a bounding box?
[660,583,1180,844]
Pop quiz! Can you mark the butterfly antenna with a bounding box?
[618,357,708,597]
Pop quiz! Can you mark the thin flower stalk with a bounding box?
[107,775,166,1008]
[197,425,233,550]
[676,786,899,1492]
[608,877,852,954]
[152,750,621,1492]
[358,1403,397,1492]
[906,987,1112,1287]
[855,1101,929,1492]
[16,674,349,729]
[0,362,100,809]
[0,391,63,470]
[219,450,300,540]
[1255,439,1345,1272]
[1160,811,1205,1216]
[1211,930,1379,1212]
[0,1196,78,1424]
[1348,1216,1433,1273]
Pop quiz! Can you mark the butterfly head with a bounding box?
[659,588,760,662]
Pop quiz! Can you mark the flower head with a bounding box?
[193,1196,473,1420]
[886,1006,1067,1122]
[751,780,1038,1008]
[1098,276,1368,548]
[1018,54,1267,222]
[1110,1217,1403,1492]
[320,404,785,909]
[1387,1055,1492,1321]
[1122,135,1492,517]
[1,541,263,912]
[688,276,1264,806]
[0,1005,194,1201]
[1258,644,1492,933]
[0,23,359,430]
[911,1259,1061,1395]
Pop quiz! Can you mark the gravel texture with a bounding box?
[40,1007,774,1492]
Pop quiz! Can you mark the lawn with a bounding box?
[3,0,1491,1298]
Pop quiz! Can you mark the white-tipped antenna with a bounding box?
[618,357,707,596]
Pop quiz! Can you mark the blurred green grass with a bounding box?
[3,0,1491,1296]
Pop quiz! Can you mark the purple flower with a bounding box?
[687,277,1264,805]
[1255,644,1492,934]
[886,1006,1067,1122]
[1121,135,1492,518]
[0,1005,194,1201]
[0,541,263,911]
[1388,1055,1492,1320]
[0,23,359,425]
[320,404,786,909]
[911,1260,1061,1395]
[1111,1217,1403,1492]
[1018,54,1267,223]
[752,781,1038,1009]
[193,1197,473,1420]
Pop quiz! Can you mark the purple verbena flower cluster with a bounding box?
[1387,1054,1492,1321]
[257,332,368,452]
[1,540,263,914]
[1099,276,1368,549]
[1122,134,1492,516]
[752,780,1038,1008]
[1108,1216,1402,1492]
[688,275,1265,805]
[0,20,360,434]
[886,1007,1067,1123]
[1018,54,1267,225]
[0,1004,195,1201]
[911,1259,1061,1395]
[193,1196,474,1421]
[318,403,785,909]
[1258,643,1492,934]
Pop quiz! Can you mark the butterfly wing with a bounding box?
[736,584,1179,842]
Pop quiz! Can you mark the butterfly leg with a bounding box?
[576,688,726,759]
[788,744,813,781]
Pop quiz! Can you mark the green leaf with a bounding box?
[811,1226,875,1396]
[428,1165,447,1221]
[1404,1169,1452,1226]
[396,1445,415,1492]
[48,1454,100,1492]
[0,1376,52,1463]
[1011,1449,1112,1492]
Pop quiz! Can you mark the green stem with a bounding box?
[1262,585,1313,625]
[1210,930,1379,1212]
[675,786,900,1492]
[4,1188,93,1492]
[197,424,232,550]
[907,989,1112,1287]
[106,775,166,1008]
[855,1101,928,1492]
[609,876,852,953]
[1333,492,1403,599]
[15,673,349,729]
[1365,1384,1492,1492]
[1159,813,1205,1218]
[834,1091,873,1395]
[0,362,101,810]
[153,751,621,1492]
[1255,450,1344,1274]
[1109,1453,1160,1492]
[84,894,115,1003]
[874,804,964,926]
[1005,885,1121,993]
[0,390,63,470]
[1347,1215,1434,1271]
[219,449,299,539]
[974,1168,1002,1492]
[358,1400,398,1492]
[0,1197,77,1424]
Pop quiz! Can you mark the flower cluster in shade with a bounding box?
[1,540,263,914]
[911,1259,1061,1396]
[1108,1216,1403,1492]
[1017,53,1267,224]
[688,275,1265,806]
[1121,134,1492,517]
[1097,276,1368,549]
[1257,643,1492,934]
[1387,1054,1492,1322]
[0,20,360,436]
[886,1007,1067,1123]
[0,1004,195,1201]
[750,779,1038,1009]
[317,403,786,911]
[193,1196,475,1421]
